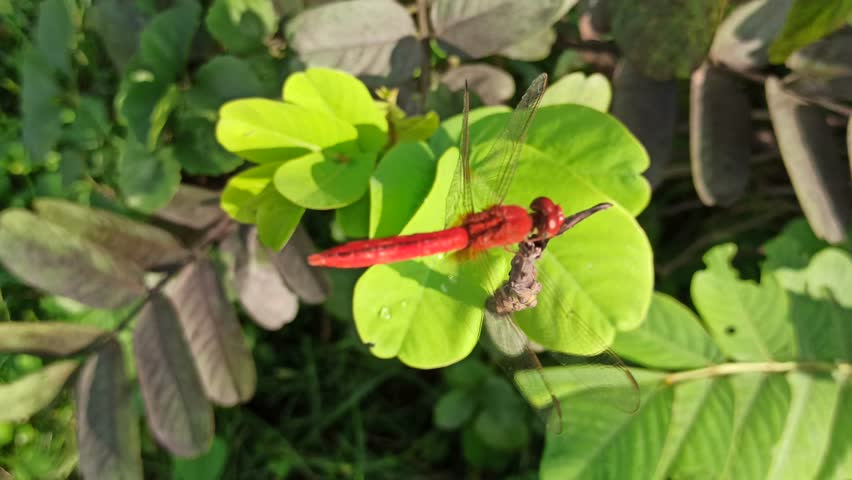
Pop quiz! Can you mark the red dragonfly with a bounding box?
[309,74,639,431]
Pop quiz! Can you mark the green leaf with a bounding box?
[217,99,359,163]
[0,209,147,309]
[441,357,491,389]
[474,377,529,451]
[766,372,844,479]
[220,162,280,223]
[336,192,370,239]
[369,142,436,238]
[117,142,182,213]
[64,96,110,150]
[434,389,476,430]
[0,322,105,356]
[767,0,852,63]
[283,68,389,152]
[611,0,726,79]
[34,0,75,76]
[539,72,611,111]
[187,56,264,111]
[0,360,78,422]
[287,0,421,85]
[76,341,143,480]
[762,218,828,275]
[171,436,228,480]
[0,289,9,322]
[392,111,440,143]
[133,293,214,457]
[119,75,179,148]
[33,198,189,269]
[20,46,62,163]
[273,151,375,210]
[653,378,734,479]
[720,373,792,479]
[205,0,279,54]
[164,259,257,406]
[85,0,146,71]
[540,375,671,480]
[613,292,724,370]
[173,113,243,175]
[256,190,304,250]
[691,244,794,361]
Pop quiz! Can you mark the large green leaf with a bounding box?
[217,99,359,163]
[117,142,182,213]
[540,373,671,479]
[0,209,146,309]
[173,112,243,176]
[20,46,62,163]
[353,103,652,367]
[205,0,279,54]
[0,360,79,422]
[220,162,280,223]
[613,292,724,370]
[283,68,389,153]
[653,378,734,479]
[273,151,375,210]
[369,141,436,238]
[76,341,142,480]
[34,0,74,76]
[186,56,264,112]
[767,0,852,63]
[691,244,794,361]
[85,0,145,71]
[256,189,304,250]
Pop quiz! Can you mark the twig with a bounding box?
[664,361,844,385]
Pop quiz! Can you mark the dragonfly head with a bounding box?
[530,197,564,239]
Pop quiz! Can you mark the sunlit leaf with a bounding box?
[765,76,852,243]
[431,0,576,59]
[133,294,214,457]
[76,340,142,480]
[220,163,280,223]
[539,72,611,111]
[274,151,375,210]
[653,378,734,479]
[369,141,436,238]
[287,0,420,85]
[0,360,78,422]
[0,209,146,309]
[0,322,105,356]
[256,188,304,250]
[613,292,724,370]
[691,244,794,361]
[283,68,389,152]
[164,259,256,406]
[690,62,752,207]
[33,198,189,269]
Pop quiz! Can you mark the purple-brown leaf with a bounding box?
[76,340,142,479]
[275,225,330,304]
[154,184,224,230]
[133,294,214,457]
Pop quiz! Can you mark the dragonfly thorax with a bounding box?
[530,197,565,239]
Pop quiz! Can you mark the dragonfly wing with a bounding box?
[445,83,475,228]
[483,308,565,434]
[473,73,547,209]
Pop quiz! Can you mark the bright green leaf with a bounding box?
[392,111,440,143]
[283,68,389,152]
[768,0,852,63]
[172,436,228,480]
[273,151,375,210]
[117,142,182,213]
[256,190,304,250]
[0,360,79,422]
[336,193,370,239]
[220,162,280,223]
[614,292,724,370]
[217,99,359,163]
[691,244,794,361]
[369,142,436,238]
[539,72,611,111]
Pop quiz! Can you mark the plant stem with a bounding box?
[664,360,844,385]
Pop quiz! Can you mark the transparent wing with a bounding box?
[445,83,475,228]
[472,73,547,210]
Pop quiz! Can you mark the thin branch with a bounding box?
[664,361,843,385]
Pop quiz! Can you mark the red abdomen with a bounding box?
[307,227,470,268]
